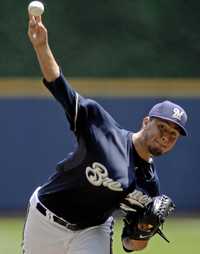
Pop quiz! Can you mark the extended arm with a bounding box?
[27,14,116,134]
[28,14,60,82]
[27,14,80,131]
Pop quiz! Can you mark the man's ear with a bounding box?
[142,116,151,128]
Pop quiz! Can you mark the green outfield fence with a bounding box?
[2,1,200,77]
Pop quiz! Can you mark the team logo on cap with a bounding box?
[172,107,184,121]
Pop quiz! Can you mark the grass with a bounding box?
[114,217,200,254]
[0,217,24,254]
[0,217,199,254]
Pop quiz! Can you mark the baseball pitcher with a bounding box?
[22,13,188,254]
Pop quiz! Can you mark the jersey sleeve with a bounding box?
[43,72,79,132]
[43,72,119,136]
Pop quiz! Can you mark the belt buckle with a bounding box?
[65,221,71,229]
[66,223,76,231]
[36,202,78,230]
[62,219,77,230]
[52,215,76,230]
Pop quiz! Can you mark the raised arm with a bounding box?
[27,14,115,135]
[28,14,60,82]
[27,14,80,131]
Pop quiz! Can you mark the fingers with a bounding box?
[35,15,42,23]
[28,16,37,39]
[138,224,154,231]
[28,14,42,27]
[28,14,44,37]
[29,15,36,29]
[27,12,47,46]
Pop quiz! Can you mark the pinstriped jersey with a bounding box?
[38,73,160,228]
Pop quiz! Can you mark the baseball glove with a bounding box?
[121,194,175,242]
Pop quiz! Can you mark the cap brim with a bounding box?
[149,115,188,136]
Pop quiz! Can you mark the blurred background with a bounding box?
[0,0,199,253]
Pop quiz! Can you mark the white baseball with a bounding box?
[28,1,44,16]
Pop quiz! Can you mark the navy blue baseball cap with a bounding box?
[148,100,188,136]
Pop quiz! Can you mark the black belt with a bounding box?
[36,202,80,231]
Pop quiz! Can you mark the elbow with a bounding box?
[133,240,148,251]
[123,239,149,252]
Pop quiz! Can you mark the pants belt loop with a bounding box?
[36,202,79,231]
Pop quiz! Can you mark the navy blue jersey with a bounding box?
[38,73,160,228]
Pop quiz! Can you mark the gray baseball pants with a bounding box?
[22,188,114,254]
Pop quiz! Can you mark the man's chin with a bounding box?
[148,147,164,157]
